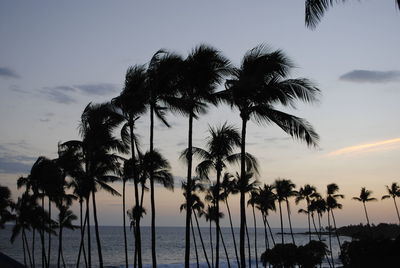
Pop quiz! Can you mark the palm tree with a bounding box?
[248,190,260,268]
[170,44,231,268]
[181,177,212,268]
[326,183,344,250]
[256,184,277,249]
[186,122,257,268]
[56,204,77,268]
[113,65,148,268]
[352,187,377,226]
[61,102,126,268]
[274,179,297,245]
[296,184,319,242]
[382,182,400,224]
[0,185,14,229]
[220,44,320,267]
[146,50,182,267]
[220,173,240,266]
[304,0,400,29]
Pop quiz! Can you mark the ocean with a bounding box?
[0,225,349,267]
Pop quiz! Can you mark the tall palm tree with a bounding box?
[304,0,400,29]
[170,44,231,268]
[113,65,148,268]
[382,182,400,224]
[274,179,297,245]
[352,187,377,226]
[296,184,319,242]
[220,44,320,267]
[186,122,257,268]
[61,102,126,268]
[146,50,183,267]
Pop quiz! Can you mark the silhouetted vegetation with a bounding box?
[337,223,400,239]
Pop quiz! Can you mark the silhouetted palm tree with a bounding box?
[0,185,14,228]
[186,122,257,268]
[274,179,297,244]
[304,0,400,29]
[256,184,277,249]
[382,182,400,224]
[60,102,126,268]
[326,183,344,250]
[352,187,377,226]
[220,173,240,266]
[220,44,320,267]
[296,184,319,242]
[113,65,147,268]
[248,190,260,268]
[181,177,211,268]
[56,204,77,268]
[146,50,182,267]
[170,44,231,268]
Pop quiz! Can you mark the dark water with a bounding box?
[0,226,349,267]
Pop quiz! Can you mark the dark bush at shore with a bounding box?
[340,235,400,268]
[337,223,400,239]
[260,241,327,268]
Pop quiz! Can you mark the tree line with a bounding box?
[0,43,399,268]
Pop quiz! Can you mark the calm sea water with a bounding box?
[0,225,349,267]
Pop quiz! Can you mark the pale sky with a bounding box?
[0,0,399,228]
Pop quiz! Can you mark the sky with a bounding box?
[0,0,399,228]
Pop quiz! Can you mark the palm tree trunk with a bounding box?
[210,220,214,268]
[47,200,51,268]
[225,200,240,267]
[32,228,36,268]
[327,209,335,268]
[41,195,47,268]
[130,124,142,268]
[184,113,194,268]
[215,167,221,268]
[278,201,284,244]
[91,190,104,268]
[193,209,211,268]
[86,198,91,268]
[317,213,322,234]
[191,216,200,268]
[22,228,33,268]
[58,226,62,268]
[122,180,128,268]
[262,213,268,250]
[363,202,371,226]
[239,118,247,268]
[307,201,311,242]
[22,228,27,268]
[245,221,251,268]
[331,210,341,249]
[285,199,295,245]
[393,197,400,224]
[252,206,258,268]
[149,104,157,268]
[264,214,275,247]
[218,226,231,268]
[311,213,332,268]
[77,202,88,268]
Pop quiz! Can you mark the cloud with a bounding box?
[264,137,291,143]
[0,67,20,79]
[74,83,118,95]
[0,143,36,174]
[326,138,400,157]
[40,83,119,104]
[339,70,400,83]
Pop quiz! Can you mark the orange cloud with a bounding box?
[327,138,400,157]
